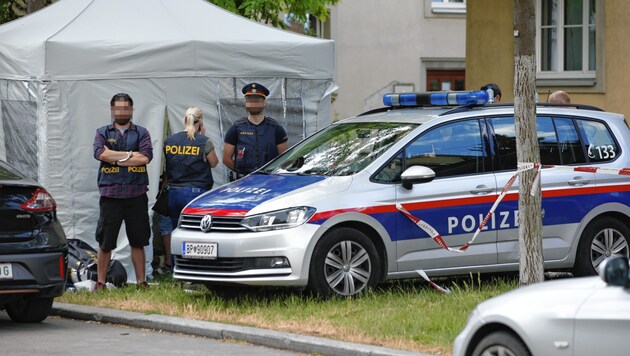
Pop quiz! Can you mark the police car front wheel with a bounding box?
[308,227,380,298]
[574,217,630,277]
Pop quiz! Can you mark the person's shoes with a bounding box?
[93,281,106,292]
[136,281,150,289]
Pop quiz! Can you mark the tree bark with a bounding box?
[27,0,46,13]
[514,0,544,285]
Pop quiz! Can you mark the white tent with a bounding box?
[0,0,334,280]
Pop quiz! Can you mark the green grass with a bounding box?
[58,274,518,355]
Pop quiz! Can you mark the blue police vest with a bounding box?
[164,131,214,188]
[97,124,149,187]
[233,117,281,175]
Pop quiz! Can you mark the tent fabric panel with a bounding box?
[0,0,92,79]
[0,0,334,80]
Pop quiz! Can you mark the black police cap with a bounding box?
[242,83,269,98]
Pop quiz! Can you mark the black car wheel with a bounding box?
[472,331,530,356]
[574,217,630,276]
[308,227,380,298]
[6,297,54,323]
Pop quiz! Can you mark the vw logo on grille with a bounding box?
[200,214,213,232]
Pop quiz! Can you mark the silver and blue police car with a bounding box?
[171,90,630,298]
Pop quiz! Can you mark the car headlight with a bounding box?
[241,207,316,232]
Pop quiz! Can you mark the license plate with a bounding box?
[183,242,218,259]
[0,263,13,279]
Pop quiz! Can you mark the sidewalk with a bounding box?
[52,302,434,356]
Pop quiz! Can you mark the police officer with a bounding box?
[93,93,153,290]
[164,106,218,264]
[222,83,288,180]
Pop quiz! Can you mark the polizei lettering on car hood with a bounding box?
[182,174,328,216]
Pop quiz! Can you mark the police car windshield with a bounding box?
[262,122,417,176]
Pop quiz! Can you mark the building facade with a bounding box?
[467,0,629,118]
[329,0,467,120]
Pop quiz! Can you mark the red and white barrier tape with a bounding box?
[396,203,464,253]
[416,270,451,294]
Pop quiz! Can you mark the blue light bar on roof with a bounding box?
[383,90,493,107]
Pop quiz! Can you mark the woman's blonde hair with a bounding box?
[184,106,202,140]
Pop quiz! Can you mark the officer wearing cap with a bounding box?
[223,83,288,180]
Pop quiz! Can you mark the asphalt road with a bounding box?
[0,311,302,355]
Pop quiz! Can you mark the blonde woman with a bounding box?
[163,107,218,267]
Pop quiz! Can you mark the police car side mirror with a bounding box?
[599,256,630,287]
[401,166,436,190]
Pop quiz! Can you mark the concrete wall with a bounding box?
[466,1,630,118]
[330,0,466,120]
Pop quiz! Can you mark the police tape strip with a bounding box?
[416,270,451,294]
[396,203,463,253]
[519,162,630,176]
[464,163,540,248]
[399,162,630,293]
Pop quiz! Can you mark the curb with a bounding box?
[52,302,432,356]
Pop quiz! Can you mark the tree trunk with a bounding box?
[27,0,46,13]
[514,0,544,286]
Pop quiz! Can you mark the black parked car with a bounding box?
[0,160,67,322]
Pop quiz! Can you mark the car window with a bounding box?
[491,117,517,171]
[491,115,611,170]
[492,116,570,168]
[576,119,619,162]
[537,117,561,165]
[263,122,417,176]
[403,119,486,178]
[373,152,403,183]
[555,117,587,165]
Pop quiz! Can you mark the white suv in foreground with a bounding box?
[172,91,630,297]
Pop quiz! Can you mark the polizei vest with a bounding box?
[233,117,281,175]
[164,131,214,188]
[97,124,149,187]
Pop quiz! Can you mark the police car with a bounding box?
[171,90,630,297]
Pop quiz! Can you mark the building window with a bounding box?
[430,0,466,14]
[537,0,596,83]
[426,70,465,91]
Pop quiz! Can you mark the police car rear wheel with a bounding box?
[574,217,630,276]
[308,227,380,298]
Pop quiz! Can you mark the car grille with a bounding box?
[179,214,247,232]
[174,256,252,273]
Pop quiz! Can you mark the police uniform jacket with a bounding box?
[227,117,286,175]
[164,131,214,188]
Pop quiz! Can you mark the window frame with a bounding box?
[427,0,466,16]
[535,0,603,87]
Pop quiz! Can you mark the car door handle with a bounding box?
[470,185,494,195]
[568,177,591,186]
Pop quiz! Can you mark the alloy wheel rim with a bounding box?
[590,228,630,271]
[324,240,371,296]
[480,345,518,356]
